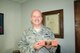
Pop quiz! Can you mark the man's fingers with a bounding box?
[51,40,58,46]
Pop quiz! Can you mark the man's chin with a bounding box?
[33,23,41,25]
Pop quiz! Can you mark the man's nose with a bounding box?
[35,17,39,18]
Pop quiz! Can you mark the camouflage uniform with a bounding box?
[18,26,57,53]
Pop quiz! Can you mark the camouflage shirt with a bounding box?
[18,25,55,53]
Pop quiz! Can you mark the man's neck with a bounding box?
[32,24,42,32]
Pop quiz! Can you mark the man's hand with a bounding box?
[33,40,45,50]
[51,40,58,47]
[45,40,58,48]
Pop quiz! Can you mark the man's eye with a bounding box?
[38,16,41,18]
[32,16,35,17]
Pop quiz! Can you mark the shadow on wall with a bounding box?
[4,44,19,53]
[3,45,19,53]
[4,48,13,53]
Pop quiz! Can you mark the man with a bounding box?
[18,9,58,53]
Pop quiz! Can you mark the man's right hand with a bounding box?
[33,40,45,50]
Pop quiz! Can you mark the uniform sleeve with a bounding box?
[18,30,31,53]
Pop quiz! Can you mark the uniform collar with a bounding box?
[30,25,44,34]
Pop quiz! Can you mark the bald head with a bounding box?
[31,9,42,17]
[31,9,43,26]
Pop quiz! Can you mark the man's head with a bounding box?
[31,9,43,26]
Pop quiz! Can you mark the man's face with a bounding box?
[31,11,42,25]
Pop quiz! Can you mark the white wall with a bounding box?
[0,0,22,53]
[0,0,75,53]
[22,0,75,53]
